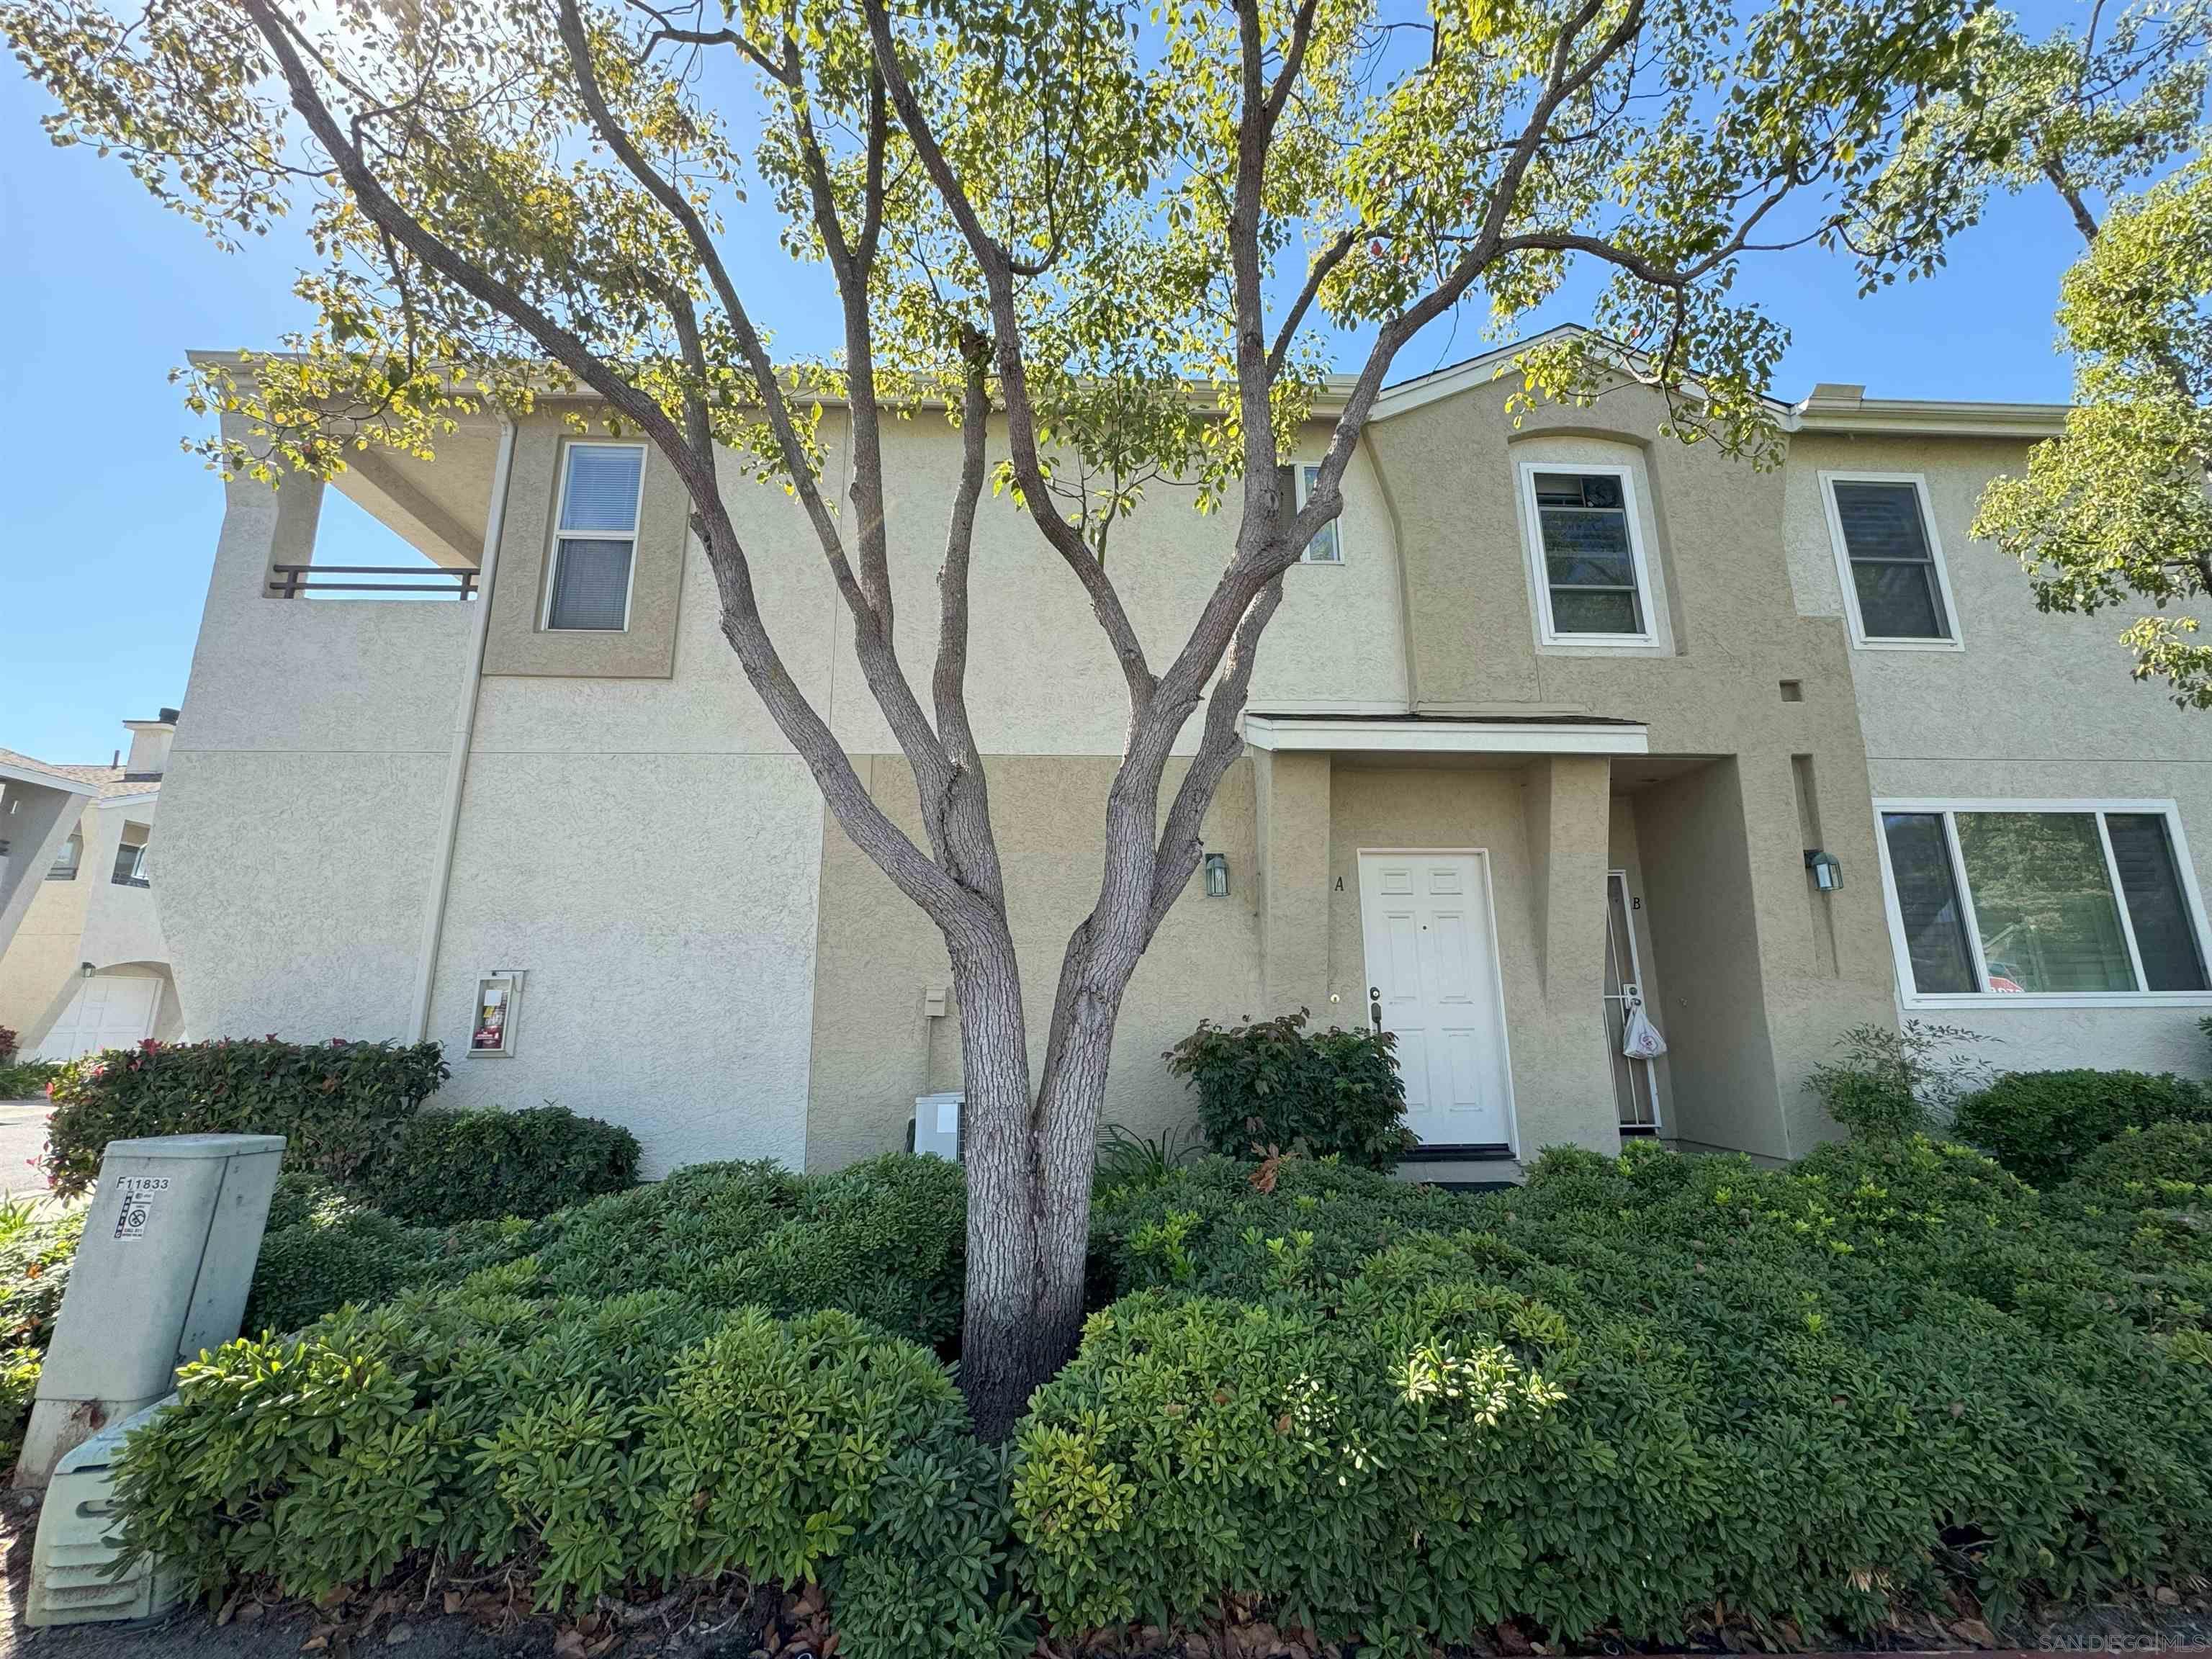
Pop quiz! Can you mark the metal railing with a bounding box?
[266,564,480,599]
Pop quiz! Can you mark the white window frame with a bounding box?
[542,440,648,633]
[1871,797,2212,1010]
[1820,471,1964,652]
[1517,460,1659,648]
[1292,464,1344,565]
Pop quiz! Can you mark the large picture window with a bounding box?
[1822,473,1960,647]
[1518,462,1658,645]
[545,443,646,631]
[1876,801,2211,1003]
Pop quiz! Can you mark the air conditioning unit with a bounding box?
[26,1401,179,1626]
[910,1092,963,1160]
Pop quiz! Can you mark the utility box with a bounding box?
[14,1133,284,1488]
[25,1400,180,1626]
[911,1092,963,1160]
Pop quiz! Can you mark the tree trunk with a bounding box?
[953,940,1051,1444]
[953,938,1129,1443]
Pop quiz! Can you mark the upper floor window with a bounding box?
[545,443,646,631]
[1519,464,1656,645]
[1292,464,1343,565]
[46,832,81,881]
[1876,801,2211,1004]
[1822,473,1959,648]
[112,833,150,888]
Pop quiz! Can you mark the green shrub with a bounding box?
[116,1291,1018,1656]
[42,1038,448,1197]
[1803,1020,1992,1138]
[1089,1153,1475,1303]
[244,1154,966,1348]
[0,1199,83,1464]
[1951,1067,2212,1186]
[0,1060,59,1101]
[246,1202,518,1334]
[369,1104,639,1225]
[1163,1011,1413,1169]
[1043,1139,2212,1648]
[2071,1120,2212,1193]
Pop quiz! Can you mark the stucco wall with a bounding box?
[1785,431,2212,1079]
[805,754,1259,1171]
[0,805,93,1043]
[423,751,823,1176]
[159,432,473,1042]
[78,799,166,971]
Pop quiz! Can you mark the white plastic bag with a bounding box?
[1622,997,1668,1059]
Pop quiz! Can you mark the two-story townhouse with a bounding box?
[148,327,2212,1177]
[0,713,181,1061]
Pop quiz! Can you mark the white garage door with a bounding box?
[32,977,160,1061]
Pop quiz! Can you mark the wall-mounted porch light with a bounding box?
[1804,848,1843,892]
[1202,852,1231,898]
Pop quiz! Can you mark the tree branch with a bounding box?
[239,0,980,935]
[859,0,1158,707]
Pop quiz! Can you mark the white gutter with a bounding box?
[409,418,517,1043]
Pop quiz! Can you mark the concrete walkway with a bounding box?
[0,1098,50,1197]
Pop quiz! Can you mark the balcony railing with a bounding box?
[267,565,480,599]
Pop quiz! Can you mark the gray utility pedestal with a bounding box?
[14,1133,284,1488]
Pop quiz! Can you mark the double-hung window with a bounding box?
[1822,474,1959,647]
[1876,801,2211,1003]
[1520,464,1657,644]
[545,443,647,631]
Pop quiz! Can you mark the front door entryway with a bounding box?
[1602,870,1661,1133]
[1357,850,1514,1150]
[32,974,160,1061]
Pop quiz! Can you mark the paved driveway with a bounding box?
[0,1098,50,1197]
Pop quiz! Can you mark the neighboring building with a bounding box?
[0,714,181,1060]
[147,328,2212,1178]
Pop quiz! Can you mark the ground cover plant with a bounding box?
[112,1120,2212,1657]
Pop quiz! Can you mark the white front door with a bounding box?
[1357,850,1514,1149]
[32,976,160,1061]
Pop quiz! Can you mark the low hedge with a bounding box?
[1164,1011,1413,1169]
[42,1038,449,1197]
[369,1105,640,1225]
[245,1154,968,1346]
[1950,1067,2212,1186]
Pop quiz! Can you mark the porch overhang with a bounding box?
[1242,713,1649,757]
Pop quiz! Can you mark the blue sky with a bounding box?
[0,51,2092,765]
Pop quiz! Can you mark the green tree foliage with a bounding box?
[1872,2,2212,702]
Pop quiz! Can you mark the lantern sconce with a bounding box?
[1202,852,1231,899]
[1804,848,1843,892]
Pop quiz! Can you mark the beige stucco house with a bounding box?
[0,714,181,1062]
[145,328,2212,1177]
